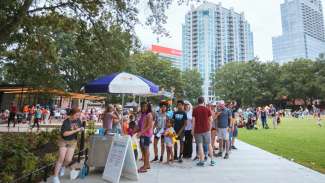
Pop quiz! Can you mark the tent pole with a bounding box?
[122,94,125,108]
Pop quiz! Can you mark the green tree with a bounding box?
[181,69,203,104]
[2,13,133,92]
[0,0,190,46]
[56,23,133,92]
[280,59,320,105]
[212,61,281,107]
[314,57,325,99]
[128,52,183,98]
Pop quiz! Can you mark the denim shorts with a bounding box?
[140,136,151,148]
[194,132,211,145]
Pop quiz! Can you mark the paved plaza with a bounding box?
[47,140,325,183]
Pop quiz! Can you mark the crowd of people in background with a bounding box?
[2,101,106,131]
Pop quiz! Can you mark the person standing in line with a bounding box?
[269,104,277,129]
[192,97,216,167]
[228,102,238,150]
[215,100,232,159]
[112,105,123,134]
[138,102,154,173]
[152,101,168,162]
[52,108,83,183]
[172,100,187,163]
[7,102,17,128]
[183,100,193,159]
[164,120,176,164]
[210,102,219,155]
[102,105,118,134]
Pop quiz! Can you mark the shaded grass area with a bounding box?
[238,117,325,173]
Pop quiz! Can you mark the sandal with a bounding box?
[138,167,147,173]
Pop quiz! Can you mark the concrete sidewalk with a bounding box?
[48,140,325,183]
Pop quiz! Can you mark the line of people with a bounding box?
[100,97,239,173]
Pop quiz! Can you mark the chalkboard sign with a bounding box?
[102,136,139,183]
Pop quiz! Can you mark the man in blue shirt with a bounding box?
[215,100,232,159]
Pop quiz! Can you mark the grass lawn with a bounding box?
[238,116,325,173]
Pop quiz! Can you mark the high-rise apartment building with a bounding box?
[182,2,254,102]
[272,0,325,64]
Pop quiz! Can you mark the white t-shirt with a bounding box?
[185,110,193,131]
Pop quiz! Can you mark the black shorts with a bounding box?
[175,130,185,142]
[154,135,164,140]
[140,136,151,148]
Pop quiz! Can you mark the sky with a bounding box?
[135,0,325,61]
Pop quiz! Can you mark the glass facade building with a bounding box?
[272,0,325,64]
[182,2,254,102]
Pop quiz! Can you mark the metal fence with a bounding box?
[11,148,88,183]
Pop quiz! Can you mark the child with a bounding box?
[128,120,138,160]
[122,117,129,135]
[164,120,177,164]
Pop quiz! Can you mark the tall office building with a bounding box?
[149,45,182,70]
[272,0,325,64]
[182,2,254,102]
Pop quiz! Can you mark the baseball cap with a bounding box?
[184,100,191,105]
[217,100,225,105]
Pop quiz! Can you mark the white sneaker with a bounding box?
[52,176,61,183]
[59,167,65,177]
[70,169,80,180]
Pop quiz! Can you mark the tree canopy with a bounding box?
[212,59,325,107]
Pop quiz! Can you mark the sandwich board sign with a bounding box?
[102,135,139,183]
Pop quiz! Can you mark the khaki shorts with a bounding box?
[217,128,229,140]
[58,139,77,149]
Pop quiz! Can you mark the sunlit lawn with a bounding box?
[238,116,325,173]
